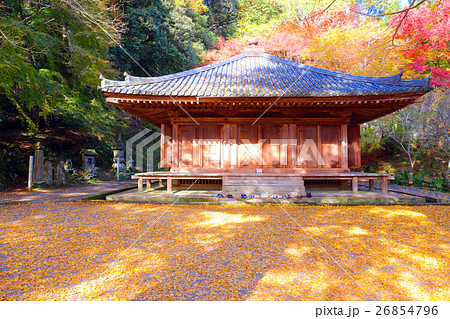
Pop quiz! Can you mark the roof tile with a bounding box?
[100,53,432,97]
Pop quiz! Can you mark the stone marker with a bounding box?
[33,143,45,184]
[44,160,53,185]
[55,161,65,186]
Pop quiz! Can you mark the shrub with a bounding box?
[0,148,28,190]
[394,170,409,186]
[411,174,424,188]
[432,177,444,191]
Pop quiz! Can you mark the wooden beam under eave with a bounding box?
[104,91,426,104]
[104,92,426,126]
[110,98,416,113]
[413,96,424,103]
[170,117,351,125]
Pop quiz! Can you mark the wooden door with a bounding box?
[298,125,319,168]
[238,125,259,168]
[179,125,197,167]
[348,125,361,168]
[321,126,340,168]
[202,125,222,168]
[262,125,281,167]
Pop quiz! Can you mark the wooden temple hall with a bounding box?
[100,41,431,197]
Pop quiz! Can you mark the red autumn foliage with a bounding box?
[201,10,362,65]
[391,0,450,87]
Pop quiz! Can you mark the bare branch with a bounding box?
[307,0,338,21]
[390,0,417,46]
[350,0,428,17]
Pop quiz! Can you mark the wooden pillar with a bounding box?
[382,177,388,193]
[317,125,322,168]
[257,125,263,167]
[369,179,375,191]
[341,124,348,168]
[199,126,203,167]
[167,177,172,193]
[281,124,289,166]
[352,177,358,192]
[222,124,231,168]
[160,124,166,168]
[289,124,297,168]
[146,179,151,190]
[159,178,163,188]
[172,124,179,168]
[138,177,143,192]
[231,124,238,167]
[160,124,172,168]
[348,125,361,168]
[193,128,200,167]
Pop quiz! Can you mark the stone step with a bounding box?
[222,185,306,196]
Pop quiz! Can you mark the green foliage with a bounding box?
[361,164,378,173]
[238,0,282,24]
[394,170,409,186]
[109,0,217,77]
[411,174,424,188]
[432,177,444,191]
[235,0,283,36]
[373,104,430,173]
[0,0,126,143]
[206,0,239,38]
[361,124,383,153]
[0,148,28,190]
[385,164,394,175]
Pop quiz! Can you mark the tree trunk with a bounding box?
[406,155,415,185]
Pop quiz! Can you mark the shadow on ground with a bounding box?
[0,203,448,300]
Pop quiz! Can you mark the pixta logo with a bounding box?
[126,129,165,172]
[126,131,326,171]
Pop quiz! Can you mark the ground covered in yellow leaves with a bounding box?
[0,202,448,301]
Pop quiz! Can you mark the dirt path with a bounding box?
[0,181,136,204]
[360,183,450,203]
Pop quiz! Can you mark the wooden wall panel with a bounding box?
[298,125,318,168]
[179,125,197,167]
[171,122,349,171]
[321,126,340,168]
[202,125,222,167]
[193,128,200,167]
[238,125,259,168]
[160,124,172,168]
[262,125,281,167]
[348,124,361,168]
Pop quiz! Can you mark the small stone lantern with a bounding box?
[81,149,98,171]
[112,149,126,170]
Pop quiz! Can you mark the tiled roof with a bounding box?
[100,50,432,98]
